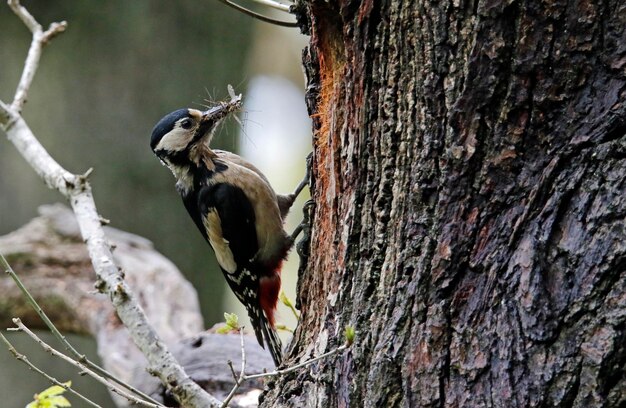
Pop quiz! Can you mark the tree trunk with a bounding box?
[263,0,626,407]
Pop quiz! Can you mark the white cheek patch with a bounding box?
[156,127,193,152]
[203,209,237,274]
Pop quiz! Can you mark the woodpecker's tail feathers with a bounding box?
[261,314,283,366]
[248,306,265,350]
[247,306,283,366]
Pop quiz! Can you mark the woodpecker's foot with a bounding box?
[290,223,304,242]
[294,199,314,310]
[290,152,313,201]
[295,199,315,257]
[289,199,315,242]
[278,153,313,220]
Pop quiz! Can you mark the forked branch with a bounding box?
[7,0,67,113]
[0,2,220,407]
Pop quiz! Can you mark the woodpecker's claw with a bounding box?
[289,199,314,242]
[277,152,313,220]
[292,152,312,200]
[290,223,303,242]
[295,199,315,309]
[289,154,315,290]
[290,153,313,240]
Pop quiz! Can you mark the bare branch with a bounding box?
[7,0,67,113]
[221,329,248,408]
[244,344,349,381]
[221,328,350,407]
[7,0,40,32]
[0,252,163,406]
[216,0,298,27]
[10,318,166,408]
[0,331,103,408]
[0,3,221,407]
[42,21,67,43]
[248,0,291,12]
[1,211,273,405]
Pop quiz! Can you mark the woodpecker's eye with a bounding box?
[180,118,193,129]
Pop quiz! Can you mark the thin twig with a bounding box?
[7,0,40,31]
[11,318,166,408]
[239,328,246,380]
[220,328,247,408]
[0,253,163,406]
[7,0,67,113]
[0,3,220,406]
[0,332,103,408]
[227,360,238,383]
[245,344,349,381]
[220,331,350,407]
[216,0,298,27]
[247,0,291,13]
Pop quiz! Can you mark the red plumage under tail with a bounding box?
[257,269,282,366]
[259,269,281,326]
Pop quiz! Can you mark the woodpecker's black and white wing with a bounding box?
[198,183,258,271]
[196,183,283,365]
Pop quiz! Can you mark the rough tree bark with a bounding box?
[263,0,626,407]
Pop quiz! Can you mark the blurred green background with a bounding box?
[0,1,310,406]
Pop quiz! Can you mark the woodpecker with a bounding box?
[150,93,306,366]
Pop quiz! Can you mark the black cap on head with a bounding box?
[150,108,190,150]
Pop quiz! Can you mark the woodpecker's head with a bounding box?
[150,105,232,165]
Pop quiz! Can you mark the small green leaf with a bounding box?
[216,324,231,334]
[27,381,72,408]
[344,325,355,346]
[279,291,300,320]
[37,382,71,399]
[224,312,239,330]
[279,291,292,308]
[46,396,71,407]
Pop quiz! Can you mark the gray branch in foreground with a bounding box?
[0,204,274,407]
[1,250,164,406]
[9,318,165,408]
[0,1,220,406]
[0,332,103,408]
